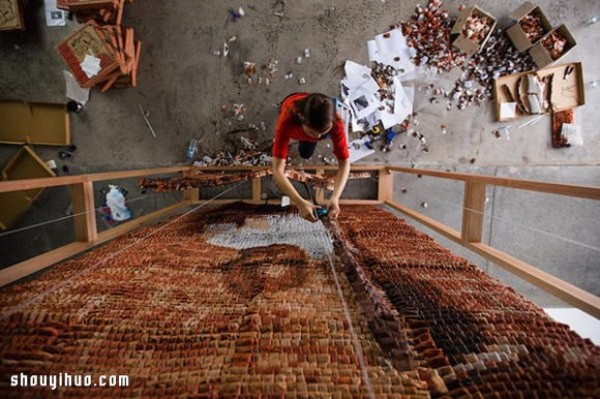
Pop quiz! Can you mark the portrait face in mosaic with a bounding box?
[220,244,308,302]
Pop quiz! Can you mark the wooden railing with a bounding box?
[0,165,598,318]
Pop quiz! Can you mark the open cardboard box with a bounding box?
[506,2,552,52]
[0,100,71,146]
[493,62,584,122]
[451,5,497,56]
[0,146,56,231]
[529,24,576,68]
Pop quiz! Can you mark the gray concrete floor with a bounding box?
[0,1,599,308]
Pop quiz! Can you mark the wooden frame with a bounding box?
[0,165,599,319]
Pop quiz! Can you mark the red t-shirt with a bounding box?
[272,93,349,160]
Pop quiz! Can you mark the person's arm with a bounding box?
[327,158,350,220]
[272,158,318,222]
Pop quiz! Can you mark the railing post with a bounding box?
[461,180,487,243]
[378,167,393,202]
[252,177,262,203]
[183,169,200,202]
[71,180,98,242]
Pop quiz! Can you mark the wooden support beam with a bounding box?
[0,200,192,287]
[0,166,191,193]
[252,177,262,202]
[71,181,98,242]
[385,199,463,243]
[388,166,600,200]
[377,167,393,202]
[384,199,600,319]
[467,242,600,319]
[183,170,200,202]
[461,180,486,243]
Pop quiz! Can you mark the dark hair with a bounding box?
[295,93,334,132]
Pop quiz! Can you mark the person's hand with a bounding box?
[298,200,319,223]
[328,198,340,220]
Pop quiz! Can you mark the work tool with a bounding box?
[303,182,328,219]
[138,104,157,138]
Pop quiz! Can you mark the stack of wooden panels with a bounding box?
[56,20,141,91]
[56,0,131,25]
[0,0,28,31]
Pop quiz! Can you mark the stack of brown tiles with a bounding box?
[0,203,598,398]
[55,1,140,92]
[57,0,131,25]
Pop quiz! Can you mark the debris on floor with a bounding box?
[401,0,462,73]
[186,138,198,159]
[228,6,245,22]
[192,149,272,167]
[139,104,157,138]
[139,170,271,192]
[100,184,131,225]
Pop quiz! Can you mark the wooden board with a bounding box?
[0,146,56,230]
[0,100,70,146]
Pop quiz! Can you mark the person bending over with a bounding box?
[272,92,350,222]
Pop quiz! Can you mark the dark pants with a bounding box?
[298,141,318,159]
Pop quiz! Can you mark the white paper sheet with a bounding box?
[500,102,517,119]
[334,99,353,140]
[343,61,373,89]
[393,78,413,123]
[348,137,375,163]
[44,0,66,27]
[63,71,90,105]
[368,28,416,77]
[347,77,380,120]
[80,55,102,78]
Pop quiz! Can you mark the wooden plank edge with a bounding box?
[0,166,191,192]
[389,166,600,200]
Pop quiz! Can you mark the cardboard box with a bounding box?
[493,62,585,121]
[0,146,56,231]
[451,6,497,56]
[0,0,27,31]
[529,24,576,68]
[506,2,552,52]
[0,100,71,146]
